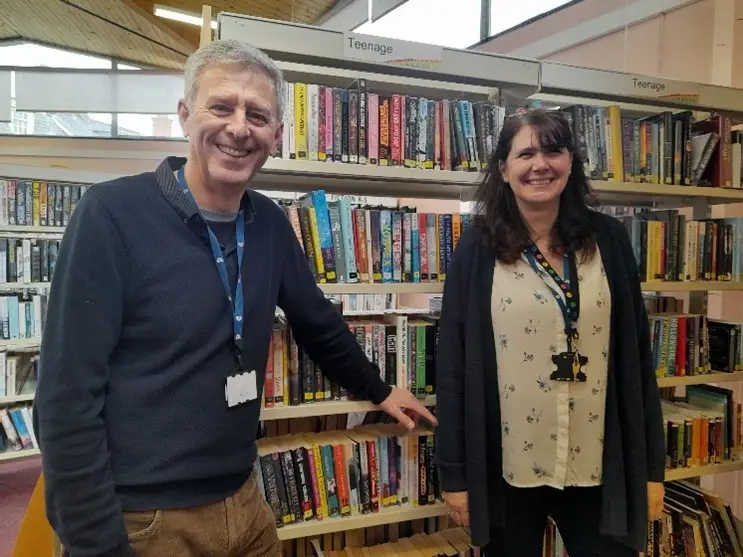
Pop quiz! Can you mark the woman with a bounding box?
[434,109,665,557]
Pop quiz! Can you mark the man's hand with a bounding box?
[648,481,665,521]
[378,387,438,430]
[443,491,469,526]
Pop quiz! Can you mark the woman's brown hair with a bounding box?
[472,108,599,263]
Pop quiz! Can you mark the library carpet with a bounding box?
[0,456,40,557]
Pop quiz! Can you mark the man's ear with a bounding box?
[272,123,284,157]
[177,99,190,138]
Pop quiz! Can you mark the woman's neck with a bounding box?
[519,201,560,249]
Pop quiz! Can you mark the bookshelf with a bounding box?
[0,11,742,555]
[657,372,743,388]
[275,502,448,541]
[664,461,743,482]
[260,395,436,421]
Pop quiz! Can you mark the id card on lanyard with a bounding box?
[524,244,588,383]
[177,166,257,407]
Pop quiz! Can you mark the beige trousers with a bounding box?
[52,472,281,557]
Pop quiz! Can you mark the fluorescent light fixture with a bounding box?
[154,4,217,29]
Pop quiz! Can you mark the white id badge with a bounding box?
[225,369,258,408]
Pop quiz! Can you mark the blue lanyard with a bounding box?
[177,166,245,364]
[524,245,580,348]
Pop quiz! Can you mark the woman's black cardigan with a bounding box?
[434,210,666,552]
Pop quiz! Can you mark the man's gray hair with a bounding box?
[183,39,286,123]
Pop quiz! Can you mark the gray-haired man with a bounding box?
[35,39,436,557]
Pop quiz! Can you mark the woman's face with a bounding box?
[500,125,573,210]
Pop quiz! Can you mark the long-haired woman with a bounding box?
[434,108,664,557]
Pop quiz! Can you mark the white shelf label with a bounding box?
[627,76,701,103]
[342,32,443,70]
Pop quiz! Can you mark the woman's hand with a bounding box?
[648,481,665,521]
[443,491,470,526]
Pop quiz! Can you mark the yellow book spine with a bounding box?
[312,444,329,519]
[32,182,40,226]
[308,207,325,283]
[452,213,461,249]
[294,83,308,160]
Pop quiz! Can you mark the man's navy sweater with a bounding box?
[33,157,392,557]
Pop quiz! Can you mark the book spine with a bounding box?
[391,94,402,166]
[368,92,379,165]
[358,79,367,164]
[294,83,308,160]
[325,87,334,161]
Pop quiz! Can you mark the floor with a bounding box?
[0,457,40,557]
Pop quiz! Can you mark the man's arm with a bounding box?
[276,218,391,406]
[33,190,132,557]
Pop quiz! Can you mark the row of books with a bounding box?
[615,209,743,283]
[325,293,403,313]
[277,81,507,173]
[276,82,743,189]
[645,480,743,557]
[278,190,467,284]
[0,293,47,341]
[561,105,742,188]
[254,424,439,527]
[0,353,36,399]
[0,402,37,453]
[264,309,438,408]
[0,238,59,284]
[649,314,710,378]
[661,385,742,470]
[644,294,684,314]
[0,179,88,228]
[315,528,477,557]
[649,313,743,377]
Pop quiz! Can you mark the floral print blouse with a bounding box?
[491,247,611,489]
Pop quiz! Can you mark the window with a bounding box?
[0,42,112,69]
[117,114,184,139]
[0,42,178,138]
[354,0,481,50]
[489,0,574,37]
[0,42,114,137]
[11,109,31,135]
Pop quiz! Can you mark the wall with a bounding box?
[478,0,638,57]
[546,0,715,83]
[478,0,743,88]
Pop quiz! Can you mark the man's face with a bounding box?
[178,63,283,188]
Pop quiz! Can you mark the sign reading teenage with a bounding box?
[342,32,443,69]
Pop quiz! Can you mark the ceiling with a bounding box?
[0,0,338,69]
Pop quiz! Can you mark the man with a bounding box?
[34,39,436,557]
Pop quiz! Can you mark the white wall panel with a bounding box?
[14,70,183,114]
[0,71,11,122]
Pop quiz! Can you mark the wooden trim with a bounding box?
[200,4,213,47]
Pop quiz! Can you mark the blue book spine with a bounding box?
[381,210,393,283]
[337,198,358,283]
[310,190,337,283]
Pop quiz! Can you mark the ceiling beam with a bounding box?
[130,0,201,52]
[315,0,368,29]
